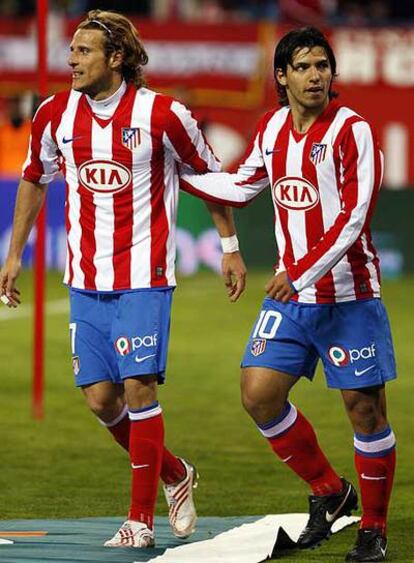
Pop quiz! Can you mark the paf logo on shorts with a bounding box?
[327,346,350,367]
[272,176,319,211]
[78,159,132,194]
[328,343,376,367]
[131,334,158,350]
[115,336,131,356]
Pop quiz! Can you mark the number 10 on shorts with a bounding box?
[252,310,282,339]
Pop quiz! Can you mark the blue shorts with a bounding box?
[241,297,397,390]
[69,288,173,387]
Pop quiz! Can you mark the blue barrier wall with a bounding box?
[0,177,410,278]
[0,177,223,275]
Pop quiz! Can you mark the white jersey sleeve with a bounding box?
[163,100,221,173]
[179,114,271,206]
[22,96,60,185]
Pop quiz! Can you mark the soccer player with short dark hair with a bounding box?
[0,10,246,549]
[181,27,396,562]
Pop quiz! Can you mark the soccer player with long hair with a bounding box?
[0,10,246,549]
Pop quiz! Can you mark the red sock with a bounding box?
[102,409,185,484]
[128,405,164,528]
[161,449,186,484]
[354,430,396,534]
[264,404,343,495]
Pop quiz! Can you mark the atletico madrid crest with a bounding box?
[251,338,266,357]
[72,355,80,376]
[122,127,141,152]
[310,143,327,165]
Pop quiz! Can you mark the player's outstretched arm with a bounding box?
[205,202,246,302]
[0,179,48,308]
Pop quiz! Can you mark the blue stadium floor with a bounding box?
[0,514,359,562]
[0,516,260,562]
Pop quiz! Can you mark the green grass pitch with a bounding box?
[0,270,413,562]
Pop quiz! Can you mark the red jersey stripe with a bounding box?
[288,121,362,286]
[235,111,274,187]
[165,102,210,172]
[112,90,135,290]
[61,160,74,286]
[150,95,169,286]
[302,116,336,302]
[273,115,295,274]
[50,91,71,145]
[72,96,97,290]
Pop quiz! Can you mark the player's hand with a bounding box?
[0,257,22,308]
[222,251,247,302]
[265,271,295,303]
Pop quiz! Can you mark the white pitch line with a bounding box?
[0,299,68,322]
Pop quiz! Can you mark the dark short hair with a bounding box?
[273,27,338,106]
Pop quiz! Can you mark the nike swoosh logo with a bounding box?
[131,463,150,469]
[62,135,82,144]
[354,365,375,376]
[325,484,351,523]
[281,455,293,463]
[361,473,387,481]
[265,148,280,155]
[135,354,156,363]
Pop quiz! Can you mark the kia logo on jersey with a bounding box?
[272,176,320,211]
[78,159,132,194]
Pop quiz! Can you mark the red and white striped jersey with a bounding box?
[23,83,220,292]
[181,101,384,304]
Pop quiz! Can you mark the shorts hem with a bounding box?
[240,362,312,380]
[326,374,397,390]
[75,375,113,388]
[121,371,166,384]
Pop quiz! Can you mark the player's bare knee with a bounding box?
[240,382,287,423]
[87,396,123,420]
[241,390,262,419]
[82,385,124,421]
[350,407,381,434]
[342,389,387,434]
[124,374,158,410]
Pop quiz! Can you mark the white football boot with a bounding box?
[163,458,199,538]
[104,520,154,548]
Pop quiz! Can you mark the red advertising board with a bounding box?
[0,19,413,186]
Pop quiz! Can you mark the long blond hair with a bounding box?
[77,10,149,88]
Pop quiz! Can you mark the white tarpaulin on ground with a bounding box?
[137,513,360,563]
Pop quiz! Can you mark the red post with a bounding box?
[33,0,48,419]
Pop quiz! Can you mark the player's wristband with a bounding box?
[220,235,239,253]
[1,294,10,305]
